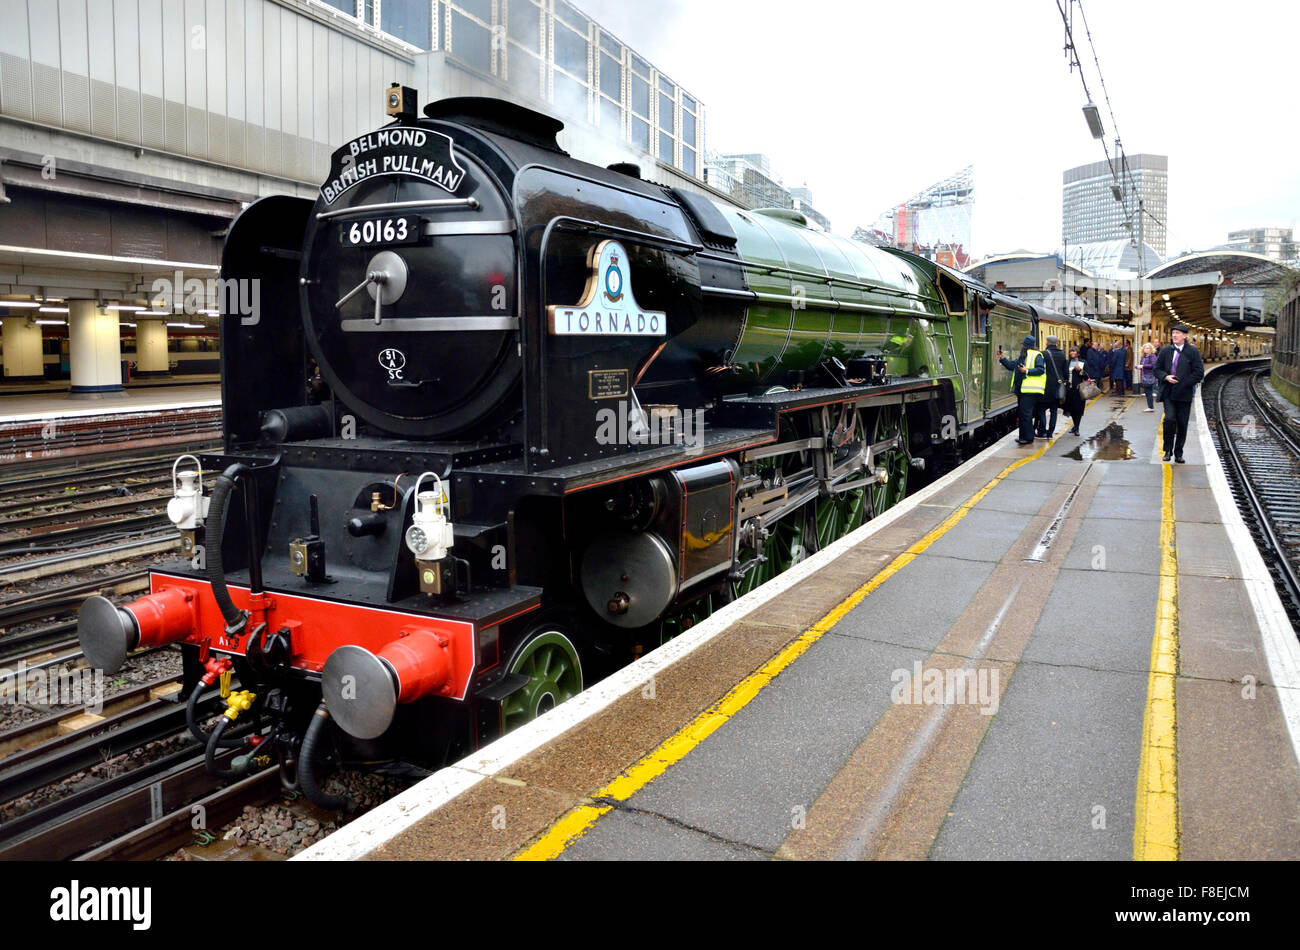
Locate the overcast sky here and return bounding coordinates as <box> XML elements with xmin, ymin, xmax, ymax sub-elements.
<box><xmin>577</xmin><ymin>0</ymin><xmax>1300</xmax><ymax>259</ymax></box>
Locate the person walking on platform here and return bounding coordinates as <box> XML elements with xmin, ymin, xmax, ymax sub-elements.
<box><xmin>1154</xmin><ymin>324</ymin><xmax>1204</xmax><ymax>463</ymax></box>
<box><xmin>1000</xmin><ymin>335</ymin><xmax>1047</xmax><ymax>445</ymax></box>
<box><xmin>1039</xmin><ymin>335</ymin><xmax>1067</xmax><ymax>438</ymax></box>
<box><xmin>1064</xmin><ymin>345</ymin><xmax>1087</xmax><ymax>436</ymax></box>
<box><xmin>1138</xmin><ymin>342</ymin><xmax>1158</xmax><ymax>411</ymax></box>
<box><xmin>1110</xmin><ymin>342</ymin><xmax>1128</xmax><ymax>396</ymax></box>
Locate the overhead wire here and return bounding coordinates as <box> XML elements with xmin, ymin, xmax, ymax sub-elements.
<box><xmin>1056</xmin><ymin>0</ymin><xmax>1153</xmax><ymax>273</ymax></box>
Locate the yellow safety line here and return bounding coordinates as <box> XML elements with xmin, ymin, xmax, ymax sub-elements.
<box><xmin>1133</xmin><ymin>460</ymin><xmax>1179</xmax><ymax>860</ymax></box>
<box><xmin>514</xmin><ymin>430</ymin><xmax>1062</xmax><ymax>861</ymax></box>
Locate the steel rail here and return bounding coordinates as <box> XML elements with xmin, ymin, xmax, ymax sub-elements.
<box><xmin>1212</xmin><ymin>365</ymin><xmax>1300</xmax><ymax>613</ymax></box>
<box><xmin>0</xmin><ymin>684</ymin><xmax>202</xmax><ymax>807</ymax></box>
<box><xmin>0</xmin><ymin>675</ymin><xmax>179</xmax><ymax>763</ymax></box>
<box><xmin>0</xmin><ymin>533</ymin><xmax>177</xmax><ymax>579</ymax></box>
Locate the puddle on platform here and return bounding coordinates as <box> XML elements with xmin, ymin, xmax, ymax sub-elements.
<box><xmin>1063</xmin><ymin>422</ymin><xmax>1135</xmax><ymax>461</ymax></box>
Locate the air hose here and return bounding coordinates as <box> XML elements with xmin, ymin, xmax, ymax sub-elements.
<box><xmin>206</xmin><ymin>463</ymin><xmax>253</xmax><ymax>636</ymax></box>
<box><xmin>204</xmin><ymin>717</ymin><xmax>242</xmax><ymax>779</ymax></box>
<box><xmin>186</xmin><ymin>682</ymin><xmax>254</xmax><ymax>748</ymax></box>
<box><xmin>205</xmin><ymin>689</ymin><xmax>261</xmax><ymax>778</ymax></box>
<box><xmin>299</xmin><ymin>703</ymin><xmax>357</xmax><ymax>813</ymax></box>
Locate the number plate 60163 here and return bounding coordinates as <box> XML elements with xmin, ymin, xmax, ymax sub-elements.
<box><xmin>339</xmin><ymin>216</ymin><xmax>420</xmax><ymax>247</ymax></box>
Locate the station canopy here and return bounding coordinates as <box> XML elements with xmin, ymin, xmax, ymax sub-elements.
<box><xmin>966</xmin><ymin>248</ymin><xmax>1298</xmax><ymax>332</ymax></box>
<box><xmin>1146</xmin><ymin>250</ymin><xmax>1292</xmax><ymax>285</ymax></box>
<box><xmin>1147</xmin><ymin>251</ymin><xmax>1297</xmax><ymax>330</ymax></box>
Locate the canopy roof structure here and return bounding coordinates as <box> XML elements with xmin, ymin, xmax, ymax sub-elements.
<box><xmin>965</xmin><ymin>248</ymin><xmax>1298</xmax><ymax>332</ymax></box>
<box><xmin>1148</xmin><ymin>251</ymin><xmax>1297</xmax><ymax>329</ymax></box>
<box><xmin>1147</xmin><ymin>250</ymin><xmax>1292</xmax><ymax>285</ymax></box>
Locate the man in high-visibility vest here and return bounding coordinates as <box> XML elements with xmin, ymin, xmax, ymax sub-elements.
<box><xmin>1000</xmin><ymin>334</ymin><xmax>1047</xmax><ymax>445</ymax></box>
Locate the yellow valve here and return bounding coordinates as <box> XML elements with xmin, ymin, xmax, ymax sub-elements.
<box><xmin>219</xmin><ymin>670</ymin><xmax>233</xmax><ymax>698</ymax></box>
<box><xmin>223</xmin><ymin>689</ymin><xmax>256</xmax><ymax>721</ymax></box>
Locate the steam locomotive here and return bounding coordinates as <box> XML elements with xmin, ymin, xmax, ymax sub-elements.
<box><xmin>77</xmin><ymin>90</ymin><xmax>1131</xmax><ymax>809</ymax></box>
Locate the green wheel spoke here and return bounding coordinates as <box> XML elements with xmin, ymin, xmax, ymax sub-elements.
<box><xmin>659</xmin><ymin>591</ymin><xmax>716</xmax><ymax>645</ymax></box>
<box><xmin>815</xmin><ymin>495</ymin><xmax>841</xmax><ymax>549</ymax></box>
<box><xmin>869</xmin><ymin>408</ymin><xmax>910</xmax><ymax>518</ymax></box>
<box><xmin>502</xmin><ymin>630</ymin><xmax>583</xmax><ymax>734</ymax></box>
<box><xmin>841</xmin><ymin>487</ymin><xmax>866</xmax><ymax>533</ymax></box>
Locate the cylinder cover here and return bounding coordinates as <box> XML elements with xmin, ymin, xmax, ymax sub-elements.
<box><xmin>580</xmin><ymin>531</ymin><xmax>677</xmax><ymax>629</ymax></box>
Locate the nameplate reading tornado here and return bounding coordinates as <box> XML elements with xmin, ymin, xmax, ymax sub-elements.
<box><xmin>547</xmin><ymin>240</ymin><xmax>668</xmax><ymax>338</ymax></box>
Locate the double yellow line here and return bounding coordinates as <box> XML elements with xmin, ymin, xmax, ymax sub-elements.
<box><xmin>516</xmin><ymin>434</ymin><xmax>1060</xmax><ymax>861</ymax></box>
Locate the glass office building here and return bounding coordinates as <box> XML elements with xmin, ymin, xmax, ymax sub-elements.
<box><xmin>308</xmin><ymin>0</ymin><xmax>705</xmax><ymax>182</ymax></box>
<box><xmin>1062</xmin><ymin>154</ymin><xmax>1167</xmax><ymax>259</ymax></box>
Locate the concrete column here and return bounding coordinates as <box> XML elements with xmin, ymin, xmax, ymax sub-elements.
<box><xmin>2</xmin><ymin>315</ymin><xmax>45</xmax><ymax>381</ymax></box>
<box><xmin>135</xmin><ymin>319</ymin><xmax>171</xmax><ymax>376</ymax></box>
<box><xmin>68</xmin><ymin>299</ymin><xmax>124</xmax><ymax>397</ymax></box>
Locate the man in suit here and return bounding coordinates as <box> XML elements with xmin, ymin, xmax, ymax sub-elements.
<box><xmin>1000</xmin><ymin>334</ymin><xmax>1047</xmax><ymax>445</ymax></box>
<box><xmin>1084</xmin><ymin>341</ymin><xmax>1107</xmax><ymax>393</ymax></box>
<box><xmin>1110</xmin><ymin>342</ymin><xmax>1128</xmax><ymax>396</ymax></box>
<box><xmin>1153</xmin><ymin>324</ymin><xmax>1205</xmax><ymax>463</ymax></box>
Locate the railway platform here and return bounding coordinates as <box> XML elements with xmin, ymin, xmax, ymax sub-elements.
<box><xmin>299</xmin><ymin>370</ymin><xmax>1300</xmax><ymax>862</ymax></box>
<box><xmin>0</xmin><ymin>383</ymin><xmax>221</xmax><ymax>461</ymax></box>
<box><xmin>0</xmin><ymin>382</ymin><xmax>220</xmax><ymax>425</ymax></box>
<box><xmin>0</xmin><ymin>374</ymin><xmax>221</xmax><ymax>398</ymax></box>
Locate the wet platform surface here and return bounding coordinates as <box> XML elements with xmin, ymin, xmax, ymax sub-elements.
<box><xmin>300</xmin><ymin>379</ymin><xmax>1300</xmax><ymax>862</ymax></box>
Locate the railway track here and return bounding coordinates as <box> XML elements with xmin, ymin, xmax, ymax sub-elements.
<box><xmin>2</xmin><ymin>493</ymin><xmax>171</xmax><ymax>534</ymax></box>
<box><xmin>0</xmin><ymin>535</ymin><xmax>179</xmax><ymax>585</ymax></box>
<box><xmin>0</xmin><ymin>569</ymin><xmax>150</xmax><ymax>631</ymax></box>
<box><xmin>0</xmin><ymin>420</ymin><xmax>282</xmax><ymax>860</ymax></box>
<box><xmin>0</xmin><ymin>674</ymin><xmax>188</xmax><ymax>792</ymax></box>
<box><xmin>0</xmin><ymin>747</ymin><xmax>278</xmax><ymax>861</ymax></box>
<box><xmin>0</xmin><ymin>511</ymin><xmax>172</xmax><ymax>557</ymax></box>
<box><xmin>0</xmin><ymin>463</ymin><xmax>192</xmax><ymax>559</ymax></box>
<box><xmin>0</xmin><ymin>406</ymin><xmax>221</xmax><ymax>466</ymax></box>
<box><xmin>0</xmin><ymin>449</ymin><xmax>209</xmax><ymax>502</ymax></box>
<box><xmin>0</xmin><ymin>672</ymin><xmax>283</xmax><ymax>862</ymax></box>
<box><xmin>1207</xmin><ymin>362</ymin><xmax>1300</xmax><ymax>628</ymax></box>
<box><xmin>0</xmin><ymin>471</ymin><xmax>169</xmax><ymax>510</ymax></box>
<box><xmin>0</xmin><ymin>676</ymin><xmax>180</xmax><ymax>759</ymax></box>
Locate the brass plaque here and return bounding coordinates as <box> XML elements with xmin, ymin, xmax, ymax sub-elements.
<box><xmin>588</xmin><ymin>368</ymin><xmax>630</xmax><ymax>400</ymax></box>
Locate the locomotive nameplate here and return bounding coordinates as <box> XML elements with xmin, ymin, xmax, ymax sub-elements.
<box><xmin>547</xmin><ymin>240</ymin><xmax>667</xmax><ymax>338</ymax></box>
<box><xmin>321</xmin><ymin>128</ymin><xmax>465</xmax><ymax>205</ymax></box>
<box><xmin>588</xmin><ymin>369</ymin><xmax>629</xmax><ymax>400</ymax></box>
